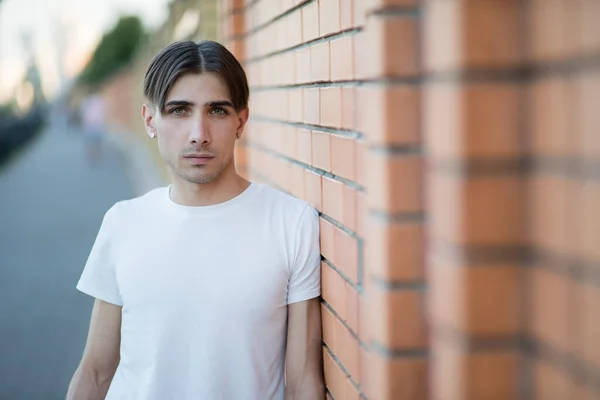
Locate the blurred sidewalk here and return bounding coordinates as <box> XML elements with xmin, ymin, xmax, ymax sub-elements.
<box><xmin>0</xmin><ymin>118</ymin><xmax>159</xmax><ymax>399</ymax></box>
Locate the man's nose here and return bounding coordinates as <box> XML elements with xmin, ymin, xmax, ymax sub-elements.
<box><xmin>189</xmin><ymin>116</ymin><xmax>211</xmax><ymax>145</ymax></box>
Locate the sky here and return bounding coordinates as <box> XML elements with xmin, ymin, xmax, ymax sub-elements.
<box><xmin>0</xmin><ymin>0</ymin><xmax>171</xmax><ymax>103</ymax></box>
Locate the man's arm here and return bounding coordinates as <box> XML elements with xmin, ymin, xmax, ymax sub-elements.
<box><xmin>66</xmin><ymin>299</ymin><xmax>122</xmax><ymax>400</ymax></box>
<box><xmin>285</xmin><ymin>297</ymin><xmax>325</xmax><ymax>400</ymax></box>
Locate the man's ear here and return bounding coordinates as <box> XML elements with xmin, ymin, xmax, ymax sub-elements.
<box><xmin>142</xmin><ymin>104</ymin><xmax>157</xmax><ymax>138</ymax></box>
<box><xmin>235</xmin><ymin>108</ymin><xmax>249</xmax><ymax>139</ymax></box>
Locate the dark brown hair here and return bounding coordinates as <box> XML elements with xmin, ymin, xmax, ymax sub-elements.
<box><xmin>143</xmin><ymin>40</ymin><xmax>249</xmax><ymax>113</ymax></box>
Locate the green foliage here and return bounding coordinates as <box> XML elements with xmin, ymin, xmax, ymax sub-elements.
<box><xmin>78</xmin><ymin>15</ymin><xmax>146</xmax><ymax>87</ymax></box>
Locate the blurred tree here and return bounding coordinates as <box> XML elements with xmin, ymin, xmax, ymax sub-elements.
<box><xmin>78</xmin><ymin>15</ymin><xmax>146</xmax><ymax>88</ymax></box>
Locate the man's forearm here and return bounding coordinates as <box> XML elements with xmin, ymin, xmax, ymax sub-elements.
<box><xmin>66</xmin><ymin>366</ymin><xmax>114</xmax><ymax>400</ymax></box>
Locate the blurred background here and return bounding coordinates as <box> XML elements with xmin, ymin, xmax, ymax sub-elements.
<box><xmin>1</xmin><ymin>0</ymin><xmax>599</xmax><ymax>399</ymax></box>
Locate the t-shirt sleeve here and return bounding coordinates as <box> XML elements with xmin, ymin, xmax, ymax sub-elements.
<box><xmin>76</xmin><ymin>204</ymin><xmax>123</xmax><ymax>306</ymax></box>
<box><xmin>287</xmin><ymin>204</ymin><xmax>321</xmax><ymax>305</ymax></box>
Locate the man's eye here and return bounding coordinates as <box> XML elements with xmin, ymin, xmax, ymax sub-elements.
<box><xmin>210</xmin><ymin>107</ymin><xmax>227</xmax><ymax>115</ymax></box>
<box><xmin>170</xmin><ymin>107</ymin><xmax>187</xmax><ymax>115</ymax></box>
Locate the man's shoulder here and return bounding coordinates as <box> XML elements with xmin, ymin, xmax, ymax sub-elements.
<box><xmin>106</xmin><ymin>186</ymin><xmax>167</xmax><ymax>219</ymax></box>
<box><xmin>253</xmin><ymin>182</ymin><xmax>314</xmax><ymax>216</ymax></box>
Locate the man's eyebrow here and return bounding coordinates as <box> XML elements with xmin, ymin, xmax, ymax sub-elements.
<box><xmin>164</xmin><ymin>100</ymin><xmax>194</xmax><ymax>108</ymax></box>
<box><xmin>207</xmin><ymin>100</ymin><xmax>234</xmax><ymax>108</ymax></box>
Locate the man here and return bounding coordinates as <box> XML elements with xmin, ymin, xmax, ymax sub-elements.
<box><xmin>67</xmin><ymin>40</ymin><xmax>324</xmax><ymax>400</ymax></box>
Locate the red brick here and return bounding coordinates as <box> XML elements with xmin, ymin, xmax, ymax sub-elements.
<box><xmin>345</xmin><ymin>283</ymin><xmax>360</xmax><ymax>334</ymax></box>
<box><xmin>321</xmin><ymin>297</ymin><xmax>336</xmax><ymax>349</ymax></box>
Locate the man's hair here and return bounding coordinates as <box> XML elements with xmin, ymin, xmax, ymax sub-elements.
<box><xmin>143</xmin><ymin>40</ymin><xmax>249</xmax><ymax>113</ymax></box>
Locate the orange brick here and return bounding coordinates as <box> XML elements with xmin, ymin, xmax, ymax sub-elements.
<box><xmin>280</xmin><ymin>125</ymin><xmax>297</xmax><ymax>159</ymax></box>
<box><xmin>311</xmin><ymin>42</ymin><xmax>330</xmax><ymax>82</ymax></box>
<box><xmin>354</xmin><ymin>0</ymin><xmax>367</xmax><ymax>27</ymax></box>
<box><xmin>320</xmin><ymin>217</ymin><xmax>335</xmax><ymax>262</ymax></box>
<box><xmin>425</xmin><ymin>82</ymin><xmax>521</xmax><ymax>159</ymax></box>
<box><xmin>578</xmin><ymin>71</ymin><xmax>600</xmax><ymax>159</ymax></box>
<box><xmin>345</xmin><ymin>283</ymin><xmax>360</xmax><ymax>334</ymax></box>
<box><xmin>290</xmin><ymin>163</ymin><xmax>305</xmax><ymax>199</ymax></box>
<box><xmin>341</xmin><ymin>87</ymin><xmax>356</xmax><ymax>130</ymax></box>
<box><xmin>356</xmin><ymin>85</ymin><xmax>420</xmax><ymax>146</ymax></box>
<box><xmin>530</xmin><ymin>267</ymin><xmax>569</xmax><ymax>350</ymax></box>
<box><xmin>342</xmin><ymin>185</ymin><xmax>358</xmax><ymax>232</ymax></box>
<box><xmin>356</xmin><ymin>191</ymin><xmax>368</xmax><ymax>238</ymax></box>
<box><xmin>330</xmin><ymin>36</ymin><xmax>354</xmax><ymax>81</ymax></box>
<box><xmin>530</xmin><ymin>77</ymin><xmax>578</xmax><ymax>158</ymax></box>
<box><xmin>321</xmin><ymin>299</ymin><xmax>336</xmax><ymax>349</ymax></box>
<box><xmin>330</xmin><ymin>134</ymin><xmax>355</xmax><ymax>180</ymax></box>
<box><xmin>368</xmin><ymin>153</ymin><xmax>423</xmax><ymax>214</ymax></box>
<box><xmin>304</xmin><ymin>169</ymin><xmax>322</xmax><ymax>211</ymax></box>
<box><xmin>533</xmin><ymin>360</ymin><xmax>574</xmax><ymax>400</ymax></box>
<box><xmin>340</xmin><ymin>0</ymin><xmax>354</xmax><ymax>30</ymax></box>
<box><xmin>334</xmin><ymin>317</ymin><xmax>360</xmax><ymax>380</ymax></box>
<box><xmin>581</xmin><ymin>181</ymin><xmax>600</xmax><ymax>263</ymax></box>
<box><xmin>311</xmin><ymin>130</ymin><xmax>331</xmax><ymax>171</ymax></box>
<box><xmin>582</xmin><ymin>283</ymin><xmax>600</xmax><ymax>368</ymax></box>
<box><xmin>334</xmin><ymin>226</ymin><xmax>359</xmax><ymax>283</ymax></box>
<box><xmin>529</xmin><ymin>0</ymin><xmax>579</xmax><ymax>62</ymax></box>
<box><xmin>431</xmin><ymin>342</ymin><xmax>518</xmax><ymax>400</ymax></box>
<box><xmin>368</xmin><ymin>218</ymin><xmax>424</xmax><ymax>282</ymax></box>
<box><xmin>429</xmin><ymin>173</ymin><xmax>524</xmax><ymax>246</ymax></box>
<box><xmin>358</xmin><ymin>293</ymin><xmax>370</xmax><ymax>342</ymax></box>
<box><xmin>424</xmin><ymin>1</ymin><xmax>522</xmax><ymax>72</ymax></box>
<box><xmin>370</xmin><ymin>285</ymin><xmax>427</xmax><ymax>349</ymax></box>
<box><xmin>322</xmin><ymin>263</ymin><xmax>347</xmax><ymax>319</ymax></box>
<box><xmin>361</xmin><ymin>15</ymin><xmax>419</xmax><ymax>78</ymax></box>
<box><xmin>296</xmin><ymin>128</ymin><xmax>312</xmax><ymax>165</ymax></box>
<box><xmin>366</xmin><ymin>352</ymin><xmax>428</xmax><ymax>400</ymax></box>
<box><xmin>288</xmin><ymin>88</ymin><xmax>303</xmax><ymax>122</ymax></box>
<box><xmin>304</xmin><ymin>88</ymin><xmax>320</xmax><ymax>125</ymax></box>
<box><xmin>302</xmin><ymin>1</ymin><xmax>320</xmax><ymax>42</ymax></box>
<box><xmin>320</xmin><ymin>0</ymin><xmax>340</xmax><ymax>36</ymax></box>
<box><xmin>355</xmin><ymin>140</ymin><xmax>367</xmax><ymax>187</ymax></box>
<box><xmin>296</xmin><ymin>47</ymin><xmax>311</xmax><ymax>84</ymax></box>
<box><xmin>320</xmin><ymin>87</ymin><xmax>342</xmax><ymax>128</ymax></box>
<box><xmin>322</xmin><ymin>176</ymin><xmax>344</xmax><ymax>223</ymax></box>
<box><xmin>323</xmin><ymin>348</ymin><xmax>345</xmax><ymax>400</ymax></box>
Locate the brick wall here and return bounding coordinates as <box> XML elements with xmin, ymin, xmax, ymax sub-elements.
<box><xmin>219</xmin><ymin>1</ymin><xmax>600</xmax><ymax>399</ymax></box>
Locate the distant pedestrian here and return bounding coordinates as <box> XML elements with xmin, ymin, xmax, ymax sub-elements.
<box><xmin>80</xmin><ymin>94</ymin><xmax>105</xmax><ymax>163</ymax></box>
<box><xmin>66</xmin><ymin>40</ymin><xmax>324</xmax><ymax>400</ymax></box>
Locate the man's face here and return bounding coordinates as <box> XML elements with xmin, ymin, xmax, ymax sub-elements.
<box><xmin>143</xmin><ymin>72</ymin><xmax>247</xmax><ymax>185</ymax></box>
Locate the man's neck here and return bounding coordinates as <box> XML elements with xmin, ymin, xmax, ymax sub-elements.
<box><xmin>169</xmin><ymin>173</ymin><xmax>251</xmax><ymax>207</ymax></box>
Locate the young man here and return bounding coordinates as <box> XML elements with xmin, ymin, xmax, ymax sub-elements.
<box><xmin>67</xmin><ymin>40</ymin><xmax>324</xmax><ymax>400</ymax></box>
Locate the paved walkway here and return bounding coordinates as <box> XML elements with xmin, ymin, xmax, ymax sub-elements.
<box><xmin>0</xmin><ymin>121</ymin><xmax>141</xmax><ymax>399</ymax></box>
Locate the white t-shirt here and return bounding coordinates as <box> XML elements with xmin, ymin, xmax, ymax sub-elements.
<box><xmin>76</xmin><ymin>182</ymin><xmax>321</xmax><ymax>400</ymax></box>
